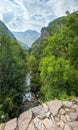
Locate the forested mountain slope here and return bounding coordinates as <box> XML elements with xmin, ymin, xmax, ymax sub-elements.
<box><xmin>0</xmin><ymin>23</ymin><xmax>28</xmax><ymax>120</ymax></box>
<box><xmin>13</xmin><ymin>30</ymin><xmax>40</xmax><ymax>47</ymax></box>
<box><xmin>30</xmin><ymin>11</ymin><xmax>78</xmax><ymax>101</ymax></box>
<box><xmin>0</xmin><ymin>21</ymin><xmax>14</xmax><ymax>39</ymax></box>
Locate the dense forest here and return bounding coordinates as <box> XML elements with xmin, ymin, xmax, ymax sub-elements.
<box><xmin>0</xmin><ymin>11</ymin><xmax>78</xmax><ymax>122</ymax></box>
<box><xmin>0</xmin><ymin>34</ymin><xmax>28</xmax><ymax>121</ymax></box>
<box><xmin>30</xmin><ymin>11</ymin><xmax>78</xmax><ymax>101</ymax></box>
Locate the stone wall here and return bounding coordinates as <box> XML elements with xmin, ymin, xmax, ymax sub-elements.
<box><xmin>0</xmin><ymin>100</ymin><xmax>78</xmax><ymax>130</ymax></box>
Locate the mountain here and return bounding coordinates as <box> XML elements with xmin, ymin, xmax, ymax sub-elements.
<box><xmin>18</xmin><ymin>41</ymin><xmax>29</xmax><ymax>50</ymax></box>
<box><xmin>30</xmin><ymin>11</ymin><xmax>78</xmax><ymax>101</ymax></box>
<box><xmin>0</xmin><ymin>20</ymin><xmax>14</xmax><ymax>39</ymax></box>
<box><xmin>13</xmin><ymin>30</ymin><xmax>40</xmax><ymax>47</ymax></box>
<box><xmin>0</xmin><ymin>21</ymin><xmax>29</xmax><ymax>50</ymax></box>
<box><xmin>31</xmin><ymin>16</ymin><xmax>65</xmax><ymax>51</ymax></box>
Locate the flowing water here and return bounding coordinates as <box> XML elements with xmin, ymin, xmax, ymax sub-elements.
<box><xmin>22</xmin><ymin>72</ymin><xmax>39</xmax><ymax>112</ymax></box>
<box><xmin>23</xmin><ymin>73</ymin><xmax>32</xmax><ymax>103</ymax></box>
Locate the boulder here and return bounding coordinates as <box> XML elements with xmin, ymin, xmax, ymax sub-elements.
<box><xmin>28</xmin><ymin>122</ymin><xmax>36</xmax><ymax>130</ymax></box>
<box><xmin>47</xmin><ymin>100</ymin><xmax>62</xmax><ymax>116</ymax></box>
<box><xmin>4</xmin><ymin>118</ymin><xmax>17</xmax><ymax>130</ymax></box>
<box><xmin>64</xmin><ymin>124</ymin><xmax>71</xmax><ymax>130</ymax></box>
<box><xmin>32</xmin><ymin>105</ymin><xmax>47</xmax><ymax>119</ymax></box>
<box><xmin>61</xmin><ymin>115</ymin><xmax>66</xmax><ymax>123</ymax></box>
<box><xmin>69</xmin><ymin>112</ymin><xmax>78</xmax><ymax>121</ymax></box>
<box><xmin>18</xmin><ymin>110</ymin><xmax>32</xmax><ymax>130</ymax></box>
<box><xmin>63</xmin><ymin>101</ymin><xmax>72</xmax><ymax>108</ymax></box>
<box><xmin>33</xmin><ymin>117</ymin><xmax>46</xmax><ymax>130</ymax></box>
<box><xmin>42</xmin><ymin>118</ymin><xmax>62</xmax><ymax>130</ymax></box>
<box><xmin>0</xmin><ymin>124</ymin><xmax>4</xmax><ymax>130</ymax></box>
<box><xmin>69</xmin><ymin>121</ymin><xmax>78</xmax><ymax>130</ymax></box>
<box><xmin>56</xmin><ymin>120</ymin><xmax>65</xmax><ymax>129</ymax></box>
<box><xmin>59</xmin><ymin>108</ymin><xmax>65</xmax><ymax>115</ymax></box>
<box><xmin>65</xmin><ymin>114</ymin><xmax>71</xmax><ymax>122</ymax></box>
<box><xmin>42</xmin><ymin>104</ymin><xmax>49</xmax><ymax>112</ymax></box>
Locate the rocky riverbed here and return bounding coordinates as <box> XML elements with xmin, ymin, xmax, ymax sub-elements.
<box><xmin>0</xmin><ymin>99</ymin><xmax>78</xmax><ymax>130</ymax></box>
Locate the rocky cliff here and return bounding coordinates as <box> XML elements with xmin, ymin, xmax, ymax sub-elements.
<box><xmin>0</xmin><ymin>100</ymin><xmax>78</xmax><ymax>130</ymax></box>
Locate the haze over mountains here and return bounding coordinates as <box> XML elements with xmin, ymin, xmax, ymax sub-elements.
<box><xmin>0</xmin><ymin>20</ymin><xmax>40</xmax><ymax>49</ymax></box>
<box><xmin>13</xmin><ymin>30</ymin><xmax>40</xmax><ymax>47</ymax></box>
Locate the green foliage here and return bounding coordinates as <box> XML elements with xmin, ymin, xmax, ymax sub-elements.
<box><xmin>0</xmin><ymin>34</ymin><xmax>27</xmax><ymax>119</ymax></box>
<box><xmin>31</xmin><ymin>11</ymin><xmax>78</xmax><ymax>101</ymax></box>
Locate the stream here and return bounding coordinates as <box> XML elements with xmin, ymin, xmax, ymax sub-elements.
<box><xmin>22</xmin><ymin>73</ymin><xmax>40</xmax><ymax>112</ymax></box>
<box><xmin>23</xmin><ymin>73</ymin><xmax>32</xmax><ymax>102</ymax></box>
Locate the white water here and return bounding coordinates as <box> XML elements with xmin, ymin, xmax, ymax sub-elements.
<box><xmin>23</xmin><ymin>73</ymin><xmax>32</xmax><ymax>103</ymax></box>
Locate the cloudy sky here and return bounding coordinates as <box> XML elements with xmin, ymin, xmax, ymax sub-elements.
<box><xmin>0</xmin><ymin>0</ymin><xmax>78</xmax><ymax>32</ymax></box>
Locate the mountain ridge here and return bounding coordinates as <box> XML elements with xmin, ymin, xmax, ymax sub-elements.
<box><xmin>13</xmin><ymin>30</ymin><xmax>40</xmax><ymax>47</ymax></box>
<box><xmin>0</xmin><ymin>20</ymin><xmax>14</xmax><ymax>39</ymax></box>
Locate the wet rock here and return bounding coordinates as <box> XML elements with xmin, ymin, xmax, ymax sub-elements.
<box><xmin>47</xmin><ymin>100</ymin><xmax>62</xmax><ymax>116</ymax></box>
<box><xmin>18</xmin><ymin>110</ymin><xmax>32</xmax><ymax>130</ymax></box>
<box><xmin>4</xmin><ymin>118</ymin><xmax>17</xmax><ymax>130</ymax></box>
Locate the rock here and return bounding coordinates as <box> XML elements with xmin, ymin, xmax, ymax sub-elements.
<box><xmin>32</xmin><ymin>105</ymin><xmax>47</xmax><ymax>119</ymax></box>
<box><xmin>18</xmin><ymin>110</ymin><xmax>32</xmax><ymax>130</ymax></box>
<box><xmin>4</xmin><ymin>118</ymin><xmax>17</xmax><ymax>130</ymax></box>
<box><xmin>69</xmin><ymin>121</ymin><xmax>78</xmax><ymax>130</ymax></box>
<box><xmin>56</xmin><ymin>120</ymin><xmax>65</xmax><ymax>129</ymax></box>
<box><xmin>72</xmin><ymin>105</ymin><xmax>78</xmax><ymax>109</ymax></box>
<box><xmin>42</xmin><ymin>118</ymin><xmax>54</xmax><ymax>128</ymax></box>
<box><xmin>69</xmin><ymin>112</ymin><xmax>78</xmax><ymax>121</ymax></box>
<box><xmin>28</xmin><ymin>122</ymin><xmax>36</xmax><ymax>130</ymax></box>
<box><xmin>41</xmin><ymin>27</ymin><xmax>49</xmax><ymax>38</ymax></box>
<box><xmin>42</xmin><ymin>104</ymin><xmax>49</xmax><ymax>112</ymax></box>
<box><xmin>43</xmin><ymin>118</ymin><xmax>62</xmax><ymax>130</ymax></box>
<box><xmin>47</xmin><ymin>100</ymin><xmax>62</xmax><ymax>116</ymax></box>
<box><xmin>74</xmin><ymin>106</ymin><xmax>78</xmax><ymax>114</ymax></box>
<box><xmin>65</xmin><ymin>114</ymin><xmax>71</xmax><ymax>122</ymax></box>
<box><xmin>46</xmin><ymin>111</ymin><xmax>51</xmax><ymax>118</ymax></box>
<box><xmin>64</xmin><ymin>124</ymin><xmax>71</xmax><ymax>130</ymax></box>
<box><xmin>65</xmin><ymin>108</ymin><xmax>75</xmax><ymax>113</ymax></box>
<box><xmin>55</xmin><ymin>116</ymin><xmax>60</xmax><ymax>122</ymax></box>
<box><xmin>0</xmin><ymin>124</ymin><xmax>4</xmax><ymax>130</ymax></box>
<box><xmin>63</xmin><ymin>101</ymin><xmax>72</xmax><ymax>108</ymax></box>
<box><xmin>33</xmin><ymin>117</ymin><xmax>46</xmax><ymax>130</ymax></box>
<box><xmin>59</xmin><ymin>108</ymin><xmax>65</xmax><ymax>115</ymax></box>
<box><xmin>61</xmin><ymin>115</ymin><xmax>66</xmax><ymax>123</ymax></box>
<box><xmin>51</xmin><ymin>115</ymin><xmax>56</xmax><ymax>123</ymax></box>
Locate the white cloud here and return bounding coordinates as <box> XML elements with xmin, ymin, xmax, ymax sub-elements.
<box><xmin>0</xmin><ymin>0</ymin><xmax>78</xmax><ymax>32</ymax></box>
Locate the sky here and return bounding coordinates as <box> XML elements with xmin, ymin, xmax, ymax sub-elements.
<box><xmin>0</xmin><ymin>0</ymin><xmax>78</xmax><ymax>32</ymax></box>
